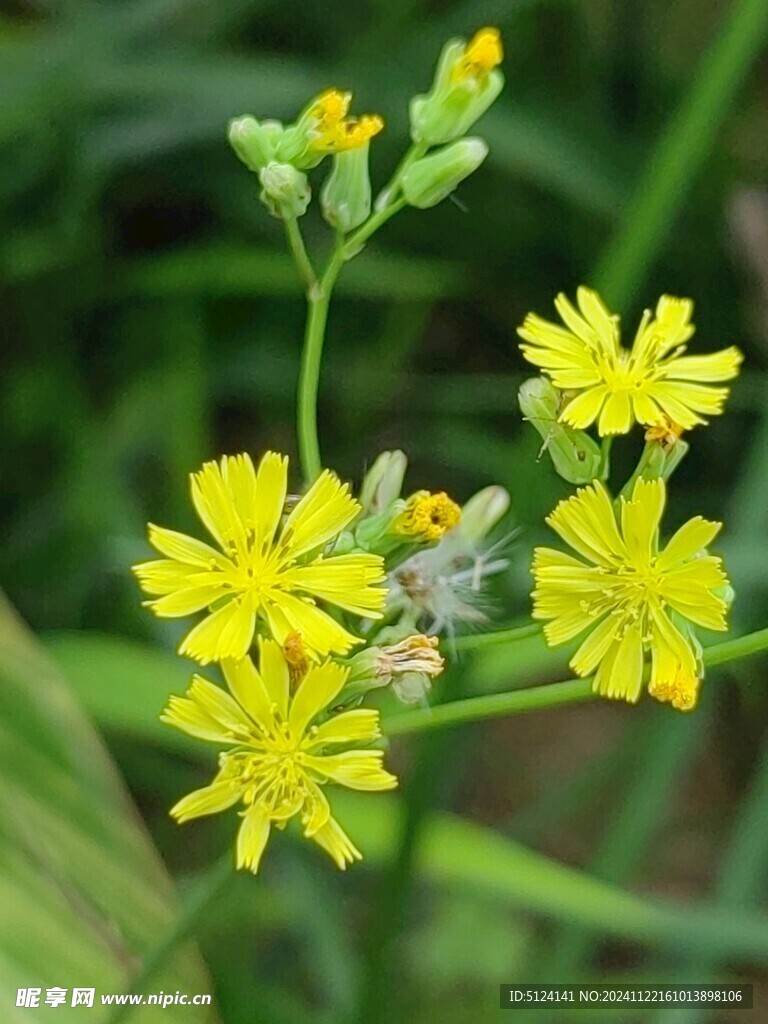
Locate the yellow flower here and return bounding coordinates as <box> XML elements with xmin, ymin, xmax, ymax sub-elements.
<box><xmin>452</xmin><ymin>27</ymin><xmax>504</xmax><ymax>83</ymax></box>
<box><xmin>532</xmin><ymin>477</ymin><xmax>730</xmax><ymax>710</ymax></box>
<box><xmin>162</xmin><ymin>639</ymin><xmax>397</xmax><ymax>873</ymax></box>
<box><xmin>517</xmin><ymin>287</ymin><xmax>742</xmax><ymax>435</ymax></box>
<box><xmin>133</xmin><ymin>452</ymin><xmax>386</xmax><ymax>664</ymax></box>
<box><xmin>394</xmin><ymin>491</ymin><xmax>461</xmax><ymax>543</ymax></box>
<box><xmin>306</xmin><ymin>89</ymin><xmax>384</xmax><ymax>153</ymax></box>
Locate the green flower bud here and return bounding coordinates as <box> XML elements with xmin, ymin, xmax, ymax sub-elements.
<box><xmin>519</xmin><ymin>377</ymin><xmax>605</xmax><ymax>485</ymax></box>
<box><xmin>460</xmin><ymin>485</ymin><xmax>510</xmax><ymax>543</ymax></box>
<box><xmin>410</xmin><ymin>28</ymin><xmax>504</xmax><ymax>145</ymax></box>
<box><xmin>228</xmin><ymin>116</ymin><xmax>283</xmax><ymax>172</ymax></box>
<box><xmin>619</xmin><ymin>423</ymin><xmax>690</xmax><ymax>501</ymax></box>
<box><xmin>359</xmin><ymin>450</ymin><xmax>408</xmax><ymax>514</ymax></box>
<box><xmin>401</xmin><ymin>138</ymin><xmax>488</xmax><ymax>209</ymax></box>
<box><xmin>321</xmin><ymin>142</ymin><xmax>373</xmax><ymax>233</ymax></box>
<box><xmin>258</xmin><ymin>161</ymin><xmax>311</xmax><ymax>220</ymax></box>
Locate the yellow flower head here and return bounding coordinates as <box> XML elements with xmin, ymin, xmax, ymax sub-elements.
<box><xmin>394</xmin><ymin>490</ymin><xmax>462</xmax><ymax>543</ymax></box>
<box><xmin>133</xmin><ymin>452</ymin><xmax>386</xmax><ymax>664</ymax></box>
<box><xmin>452</xmin><ymin>27</ymin><xmax>504</xmax><ymax>83</ymax></box>
<box><xmin>163</xmin><ymin>639</ymin><xmax>397</xmax><ymax>873</ymax></box>
<box><xmin>306</xmin><ymin>89</ymin><xmax>384</xmax><ymax>153</ymax></box>
<box><xmin>532</xmin><ymin>477</ymin><xmax>730</xmax><ymax>710</ymax></box>
<box><xmin>517</xmin><ymin>287</ymin><xmax>743</xmax><ymax>436</ymax></box>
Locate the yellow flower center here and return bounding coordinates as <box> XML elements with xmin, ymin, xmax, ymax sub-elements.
<box><xmin>227</xmin><ymin>717</ymin><xmax>315</xmax><ymax>820</ymax></box>
<box><xmin>395</xmin><ymin>491</ymin><xmax>462</xmax><ymax>543</ymax></box>
<box><xmin>308</xmin><ymin>89</ymin><xmax>384</xmax><ymax>152</ymax></box>
<box><xmin>452</xmin><ymin>27</ymin><xmax>503</xmax><ymax>83</ymax></box>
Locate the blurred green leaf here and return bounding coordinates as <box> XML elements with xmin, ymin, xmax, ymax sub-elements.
<box><xmin>0</xmin><ymin>601</ymin><xmax>219</xmax><ymax>1021</ymax></box>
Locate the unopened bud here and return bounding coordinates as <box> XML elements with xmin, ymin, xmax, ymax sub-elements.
<box><xmin>619</xmin><ymin>421</ymin><xmax>690</xmax><ymax>500</ymax></box>
<box><xmin>228</xmin><ymin>116</ymin><xmax>282</xmax><ymax>172</ymax></box>
<box><xmin>410</xmin><ymin>28</ymin><xmax>504</xmax><ymax>145</ymax></box>
<box><xmin>460</xmin><ymin>485</ymin><xmax>510</xmax><ymax>543</ymax></box>
<box><xmin>321</xmin><ymin>142</ymin><xmax>373</xmax><ymax>233</ymax></box>
<box><xmin>519</xmin><ymin>376</ymin><xmax>605</xmax><ymax>485</ymax></box>
<box><xmin>359</xmin><ymin>450</ymin><xmax>408</xmax><ymax>514</ymax></box>
<box><xmin>401</xmin><ymin>138</ymin><xmax>488</xmax><ymax>208</ymax></box>
<box><xmin>258</xmin><ymin>161</ymin><xmax>311</xmax><ymax>219</ymax></box>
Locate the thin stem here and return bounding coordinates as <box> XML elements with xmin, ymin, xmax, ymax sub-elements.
<box><xmin>373</xmin><ymin>141</ymin><xmax>427</xmax><ymax>211</ymax></box>
<box><xmin>283</xmin><ymin>217</ymin><xmax>317</xmax><ymax>295</ymax></box>
<box><xmin>384</xmin><ymin>627</ymin><xmax>768</xmax><ymax>738</ymax></box>
<box><xmin>704</xmin><ymin>626</ymin><xmax>768</xmax><ymax>667</ymax></box>
<box><xmin>107</xmin><ymin>854</ymin><xmax>233</xmax><ymax>1023</ymax></box>
<box><xmin>385</xmin><ymin>678</ymin><xmax>594</xmax><ymax>736</ymax></box>
<box><xmin>342</xmin><ymin>196</ymin><xmax>407</xmax><ymax>259</ymax></box>
<box><xmin>296</xmin><ymin>198</ymin><xmax>407</xmax><ymax>482</ymax></box>
<box><xmin>296</xmin><ymin>246</ymin><xmax>345</xmax><ymax>482</ymax></box>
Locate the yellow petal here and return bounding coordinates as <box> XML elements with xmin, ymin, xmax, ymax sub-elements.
<box><xmin>263</xmin><ymin>591</ymin><xmax>360</xmax><ymax>657</ymax></box>
<box><xmin>221</xmin><ymin>655</ymin><xmax>275</xmax><ymax>726</ymax></box>
<box><xmin>289</xmin><ymin>661</ymin><xmax>349</xmax><ymax>737</ymax></box>
<box><xmin>620</xmin><ymin>477</ymin><xmax>665</xmax><ymax>564</ymax></box>
<box><xmin>286</xmin><ymin>553</ymin><xmax>386</xmax><ymax>615</ymax></box>
<box><xmin>254</xmin><ymin>451</ymin><xmax>288</xmax><ymax>547</ymax></box>
<box><xmin>282</xmin><ymin>470</ymin><xmax>359</xmax><ymax>558</ymax></box>
<box><xmin>133</xmin><ymin>558</ymin><xmax>216</xmax><ymax>595</ymax></box>
<box><xmin>559</xmin><ymin>386</ymin><xmax>607</xmax><ymax>429</ymax></box>
<box><xmin>597</xmin><ymin>389</ymin><xmax>632</xmax><ymax>435</ymax></box>
<box><xmin>236</xmin><ymin>807</ymin><xmax>271</xmax><ymax>873</ymax></box>
<box><xmin>570</xmin><ymin>613</ymin><xmax>620</xmax><ymax>677</ymax></box>
<box><xmin>657</xmin><ymin>516</ymin><xmax>722</xmax><ymax>570</ymax></box>
<box><xmin>301</xmin><ymin>782</ymin><xmax>331</xmax><ymax>837</ymax></box>
<box><xmin>191</xmin><ymin>457</ymin><xmax>249</xmax><ymax>553</ymax></box>
<box><xmin>306</xmin><ymin>708</ymin><xmax>381</xmax><ymax>748</ymax></box>
<box><xmin>546</xmin><ymin>482</ymin><xmax>627</xmax><ymax>567</ymax></box>
<box><xmin>257</xmin><ymin>638</ymin><xmax>290</xmax><ymax>719</ymax></box>
<box><xmin>662</xmin><ymin>346</ymin><xmax>742</xmax><ymax>383</ymax></box>
<box><xmin>179</xmin><ymin>599</ymin><xmax>255</xmax><ymax>664</ymax></box>
<box><xmin>161</xmin><ymin>693</ymin><xmax>233</xmax><ymax>743</ymax></box>
<box><xmin>170</xmin><ymin>779</ymin><xmax>242</xmax><ymax>823</ymax></box>
<box><xmin>185</xmin><ymin>674</ymin><xmax>255</xmax><ymax>736</ymax></box>
<box><xmin>303</xmin><ymin>750</ymin><xmax>398</xmax><ymax>791</ymax></box>
<box><xmin>147</xmin><ymin>584</ymin><xmax>223</xmax><ymax>617</ymax></box>
<box><xmin>311</xmin><ymin>815</ymin><xmax>362</xmax><ymax>869</ymax></box>
<box><xmin>146</xmin><ymin>524</ymin><xmax>227</xmax><ymax>567</ymax></box>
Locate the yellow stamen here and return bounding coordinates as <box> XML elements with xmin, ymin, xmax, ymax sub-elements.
<box><xmin>452</xmin><ymin>27</ymin><xmax>503</xmax><ymax>83</ymax></box>
<box><xmin>307</xmin><ymin>90</ymin><xmax>384</xmax><ymax>152</ymax></box>
<box><xmin>645</xmin><ymin>420</ymin><xmax>684</xmax><ymax>448</ymax></box>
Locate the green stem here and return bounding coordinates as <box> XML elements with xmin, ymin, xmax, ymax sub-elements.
<box><xmin>384</xmin><ymin>627</ymin><xmax>768</xmax><ymax>738</ymax></box>
<box><xmin>296</xmin><ymin>198</ymin><xmax>407</xmax><ymax>483</ymax></box>
<box><xmin>704</xmin><ymin>626</ymin><xmax>768</xmax><ymax>667</ymax></box>
<box><xmin>107</xmin><ymin>854</ymin><xmax>233</xmax><ymax>1023</ymax></box>
<box><xmin>296</xmin><ymin>247</ymin><xmax>344</xmax><ymax>482</ymax></box>
<box><xmin>283</xmin><ymin>217</ymin><xmax>317</xmax><ymax>295</ymax></box>
<box><xmin>374</xmin><ymin>142</ymin><xmax>427</xmax><ymax>210</ymax></box>
<box><xmin>386</xmin><ymin>678</ymin><xmax>593</xmax><ymax>736</ymax></box>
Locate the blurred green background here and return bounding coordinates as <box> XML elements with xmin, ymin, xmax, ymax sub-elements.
<box><xmin>2</xmin><ymin>0</ymin><xmax>768</xmax><ymax>1021</ymax></box>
